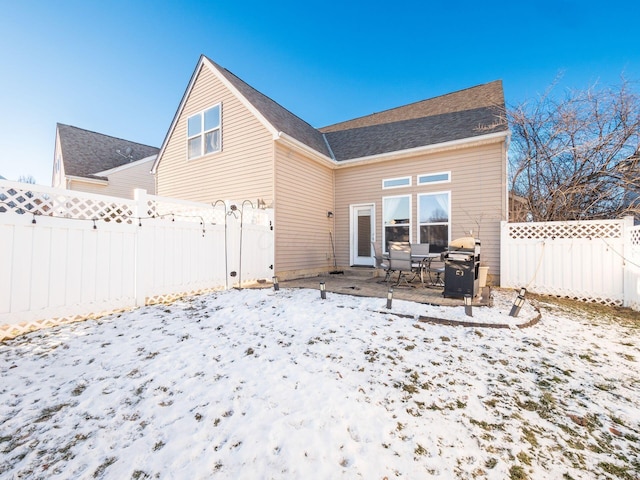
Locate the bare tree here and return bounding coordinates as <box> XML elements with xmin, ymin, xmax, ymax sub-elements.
<box><xmin>508</xmin><ymin>77</ymin><xmax>640</xmax><ymax>222</ymax></box>
<box><xmin>17</xmin><ymin>175</ymin><xmax>36</xmax><ymax>184</ymax></box>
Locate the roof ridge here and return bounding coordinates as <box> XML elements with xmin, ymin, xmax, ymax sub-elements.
<box><xmin>203</xmin><ymin>56</ymin><xmax>331</xmax><ymax>158</ymax></box>
<box><xmin>205</xmin><ymin>58</ymin><xmax>322</xmax><ymax>135</ymax></box>
<box><xmin>319</xmin><ymin>80</ymin><xmax>504</xmax><ymax>133</ymax></box>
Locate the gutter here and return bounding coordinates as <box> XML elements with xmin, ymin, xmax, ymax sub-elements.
<box><xmin>334</xmin><ymin>131</ymin><xmax>511</xmax><ymax>169</ymax></box>
<box><xmin>275</xmin><ymin>130</ymin><xmax>510</xmax><ymax>170</ymax></box>
<box><xmin>66</xmin><ymin>175</ymin><xmax>109</xmax><ymax>186</ymax></box>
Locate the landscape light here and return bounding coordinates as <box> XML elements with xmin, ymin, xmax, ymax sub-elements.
<box><xmin>509</xmin><ymin>290</ymin><xmax>526</xmax><ymax>317</ymax></box>
<box><xmin>272</xmin><ymin>276</ymin><xmax>279</xmax><ymax>291</ymax></box>
<box><xmin>387</xmin><ymin>286</ymin><xmax>394</xmax><ymax>309</ymax></box>
<box><xmin>320</xmin><ymin>281</ymin><xmax>326</xmax><ymax>299</ymax></box>
<box><xmin>464</xmin><ymin>294</ymin><xmax>473</xmax><ymax>317</ymax></box>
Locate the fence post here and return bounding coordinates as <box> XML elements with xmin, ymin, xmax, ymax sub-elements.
<box><xmin>623</xmin><ymin>216</ymin><xmax>635</xmax><ymax>308</ymax></box>
<box><xmin>500</xmin><ymin>220</ymin><xmax>509</xmax><ymax>288</ymax></box>
<box><xmin>133</xmin><ymin>189</ymin><xmax>147</xmax><ymax>307</ymax></box>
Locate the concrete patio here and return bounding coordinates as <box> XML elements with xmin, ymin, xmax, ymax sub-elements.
<box><xmin>279</xmin><ymin>268</ymin><xmax>491</xmax><ymax>307</ymax></box>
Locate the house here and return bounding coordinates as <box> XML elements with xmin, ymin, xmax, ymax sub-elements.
<box><xmin>509</xmin><ymin>191</ymin><xmax>530</xmax><ymax>222</ymax></box>
<box><xmin>52</xmin><ymin>124</ymin><xmax>159</xmax><ymax>199</ymax></box>
<box><xmin>152</xmin><ymin>55</ymin><xmax>510</xmax><ymax>283</ymax></box>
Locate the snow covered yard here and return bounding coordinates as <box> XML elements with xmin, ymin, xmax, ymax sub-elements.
<box><xmin>1</xmin><ymin>288</ymin><xmax>638</xmax><ymax>479</ymax></box>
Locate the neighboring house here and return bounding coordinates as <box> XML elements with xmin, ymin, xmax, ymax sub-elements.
<box><xmin>509</xmin><ymin>192</ymin><xmax>530</xmax><ymax>222</ymax></box>
<box><xmin>53</xmin><ymin>124</ymin><xmax>159</xmax><ymax>199</ymax></box>
<box><xmin>152</xmin><ymin>55</ymin><xmax>510</xmax><ymax>282</ymax></box>
<box><xmin>621</xmin><ymin>149</ymin><xmax>639</xmax><ymax>223</ymax></box>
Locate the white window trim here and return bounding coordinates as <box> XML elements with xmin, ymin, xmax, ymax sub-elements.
<box><xmin>417</xmin><ymin>171</ymin><xmax>451</xmax><ymax>186</ymax></box>
<box><xmin>382</xmin><ymin>194</ymin><xmax>412</xmax><ymax>253</ymax></box>
<box><xmin>187</xmin><ymin>103</ymin><xmax>222</xmax><ymax>160</ymax></box>
<box><xmin>382</xmin><ymin>176</ymin><xmax>411</xmax><ymax>189</ymax></box>
<box><xmin>417</xmin><ymin>190</ymin><xmax>451</xmax><ymax>247</ymax></box>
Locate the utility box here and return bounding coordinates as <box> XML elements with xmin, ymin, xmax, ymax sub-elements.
<box><xmin>443</xmin><ymin>237</ymin><xmax>480</xmax><ymax>298</ymax></box>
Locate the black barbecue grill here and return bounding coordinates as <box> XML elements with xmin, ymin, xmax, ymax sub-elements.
<box><xmin>443</xmin><ymin>237</ymin><xmax>480</xmax><ymax>298</ymax></box>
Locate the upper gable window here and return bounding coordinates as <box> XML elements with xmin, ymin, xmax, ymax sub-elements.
<box><xmin>187</xmin><ymin>104</ymin><xmax>221</xmax><ymax>159</ymax></box>
<box><xmin>417</xmin><ymin>171</ymin><xmax>450</xmax><ymax>185</ymax></box>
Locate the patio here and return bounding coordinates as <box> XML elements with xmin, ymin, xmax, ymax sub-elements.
<box><xmin>279</xmin><ymin>268</ymin><xmax>491</xmax><ymax>307</ymax></box>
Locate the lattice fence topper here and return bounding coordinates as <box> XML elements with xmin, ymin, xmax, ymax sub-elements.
<box><xmin>0</xmin><ymin>181</ymin><xmax>137</xmax><ymax>224</ymax></box>
<box><xmin>0</xmin><ymin>181</ymin><xmax>271</xmax><ymax>227</ymax></box>
<box><xmin>631</xmin><ymin>226</ymin><xmax>640</xmax><ymax>247</ymax></box>
<box><xmin>507</xmin><ymin>220</ymin><xmax>624</xmax><ymax>240</ymax></box>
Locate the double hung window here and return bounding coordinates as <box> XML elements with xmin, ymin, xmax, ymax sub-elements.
<box><xmin>383</xmin><ymin>195</ymin><xmax>411</xmax><ymax>253</ymax></box>
<box><xmin>418</xmin><ymin>192</ymin><xmax>450</xmax><ymax>252</ymax></box>
<box><xmin>187</xmin><ymin>104</ymin><xmax>221</xmax><ymax>159</ymax></box>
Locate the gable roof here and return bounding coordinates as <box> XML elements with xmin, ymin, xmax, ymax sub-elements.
<box><xmin>153</xmin><ymin>56</ymin><xmax>508</xmax><ymax>171</ymax></box>
<box><xmin>206</xmin><ymin>57</ymin><xmax>332</xmax><ymax>158</ymax></box>
<box><xmin>57</xmin><ymin>124</ymin><xmax>159</xmax><ymax>180</ymax></box>
<box><xmin>320</xmin><ymin>81</ymin><xmax>507</xmax><ymax>161</ymax></box>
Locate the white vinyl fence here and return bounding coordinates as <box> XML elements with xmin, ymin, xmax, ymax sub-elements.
<box><xmin>501</xmin><ymin>217</ymin><xmax>640</xmax><ymax>310</ymax></box>
<box><xmin>0</xmin><ymin>181</ymin><xmax>274</xmax><ymax>339</ymax></box>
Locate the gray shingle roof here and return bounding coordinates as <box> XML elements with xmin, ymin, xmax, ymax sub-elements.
<box><xmin>206</xmin><ymin>57</ymin><xmax>332</xmax><ymax>158</ymax></box>
<box><xmin>57</xmin><ymin>124</ymin><xmax>159</xmax><ymax>180</ymax></box>
<box><xmin>206</xmin><ymin>59</ymin><xmax>507</xmax><ymax>162</ymax></box>
<box><xmin>321</xmin><ymin>80</ymin><xmax>508</xmax><ymax>161</ymax></box>
<box><xmin>320</xmin><ymin>80</ymin><xmax>505</xmax><ymax>133</ymax></box>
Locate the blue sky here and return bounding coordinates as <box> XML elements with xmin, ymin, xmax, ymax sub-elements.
<box><xmin>1</xmin><ymin>0</ymin><xmax>638</xmax><ymax>184</ymax></box>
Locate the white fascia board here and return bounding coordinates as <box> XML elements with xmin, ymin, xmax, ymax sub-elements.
<box><xmin>66</xmin><ymin>175</ymin><xmax>109</xmax><ymax>186</ymax></box>
<box><xmin>335</xmin><ymin>131</ymin><xmax>511</xmax><ymax>169</ymax></box>
<box><xmin>151</xmin><ymin>56</ymin><xmax>280</xmax><ymax>174</ymax></box>
<box><xmin>152</xmin><ymin>56</ymin><xmax>208</xmax><ymax>174</ymax></box>
<box><xmin>202</xmin><ymin>57</ymin><xmax>279</xmax><ymax>138</ymax></box>
<box><xmin>95</xmin><ymin>155</ymin><xmax>157</xmax><ymax>176</ymax></box>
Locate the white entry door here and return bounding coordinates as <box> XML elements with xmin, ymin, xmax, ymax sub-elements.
<box><xmin>350</xmin><ymin>204</ymin><xmax>375</xmax><ymax>266</ymax></box>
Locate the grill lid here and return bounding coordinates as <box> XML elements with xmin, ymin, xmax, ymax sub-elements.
<box><xmin>449</xmin><ymin>237</ymin><xmax>478</xmax><ymax>249</ymax></box>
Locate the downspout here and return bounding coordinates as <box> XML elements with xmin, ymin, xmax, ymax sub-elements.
<box><xmin>323</xmin><ymin>133</ymin><xmax>338</xmax><ymax>270</ymax></box>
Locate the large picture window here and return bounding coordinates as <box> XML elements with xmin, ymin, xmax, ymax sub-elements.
<box><xmin>383</xmin><ymin>195</ymin><xmax>411</xmax><ymax>253</ymax></box>
<box><xmin>418</xmin><ymin>192</ymin><xmax>450</xmax><ymax>252</ymax></box>
<box><xmin>188</xmin><ymin>104</ymin><xmax>221</xmax><ymax>159</ymax></box>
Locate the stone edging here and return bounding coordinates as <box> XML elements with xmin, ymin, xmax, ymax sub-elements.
<box><xmin>373</xmin><ymin>305</ymin><xmax>542</xmax><ymax>329</ymax></box>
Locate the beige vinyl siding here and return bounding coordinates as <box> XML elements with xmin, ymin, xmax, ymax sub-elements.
<box><xmin>274</xmin><ymin>145</ymin><xmax>335</xmax><ymax>278</ymax></box>
<box><xmin>334</xmin><ymin>140</ymin><xmax>507</xmax><ymax>283</ymax></box>
<box><xmin>104</xmin><ymin>159</ymin><xmax>156</xmax><ymax>198</ymax></box>
<box><xmin>64</xmin><ymin>160</ymin><xmax>155</xmax><ymax>199</ymax></box>
<box><xmin>156</xmin><ymin>64</ymin><xmax>274</xmax><ymax>204</ymax></box>
<box><xmin>65</xmin><ymin>179</ymin><xmax>108</xmax><ymax>196</ymax></box>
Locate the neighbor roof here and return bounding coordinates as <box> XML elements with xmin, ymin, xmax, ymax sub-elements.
<box><xmin>57</xmin><ymin>124</ymin><xmax>159</xmax><ymax>180</ymax></box>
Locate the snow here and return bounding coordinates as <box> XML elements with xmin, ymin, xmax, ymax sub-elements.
<box><xmin>1</xmin><ymin>287</ymin><xmax>638</xmax><ymax>479</ymax></box>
